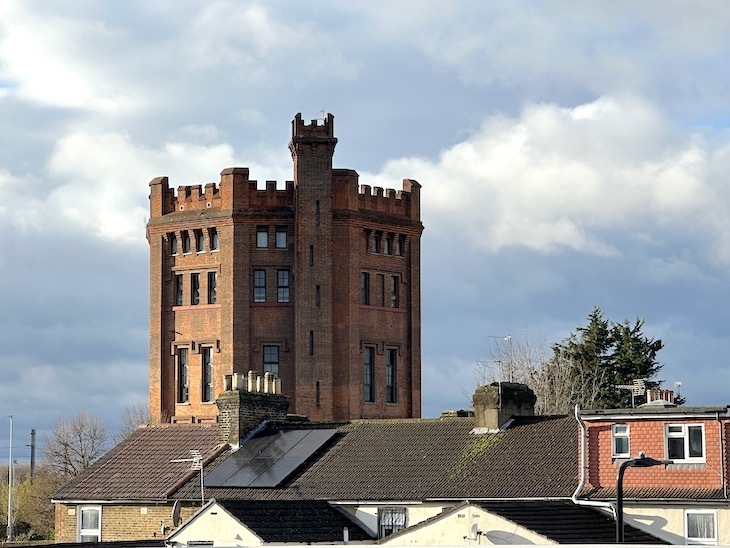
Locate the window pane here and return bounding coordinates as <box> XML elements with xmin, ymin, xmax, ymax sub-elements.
<box><xmin>170</xmin><ymin>234</ymin><xmax>177</xmax><ymax>254</ymax></box>
<box><xmin>254</xmin><ymin>270</ymin><xmax>266</xmax><ymax>302</ymax></box>
<box><xmin>210</xmin><ymin>228</ymin><xmax>219</xmax><ymax>250</ymax></box>
<box><xmin>81</xmin><ymin>508</ymin><xmax>99</xmax><ymax>529</ymax></box>
<box><xmin>364</xmin><ymin>347</ymin><xmax>374</xmax><ymax>402</ymax></box>
<box><xmin>208</xmin><ymin>272</ymin><xmax>217</xmax><ymax>304</ymax></box>
<box><xmin>668</xmin><ymin>437</ymin><xmax>685</xmax><ymax>460</ymax></box>
<box><xmin>689</xmin><ymin>426</ymin><xmax>703</xmax><ymax>458</ymax></box>
<box><xmin>276</xmin><ymin>228</ymin><xmax>287</xmax><ymax>248</ymax></box>
<box><xmin>202</xmin><ymin>348</ymin><xmax>213</xmax><ymax>402</ymax></box>
<box><xmin>263</xmin><ymin>345</ymin><xmax>279</xmax><ymax>376</ymax></box>
<box><xmin>688</xmin><ymin>513</ymin><xmax>715</xmax><ymax>540</ymax></box>
<box><xmin>195</xmin><ymin>229</ymin><xmax>204</xmax><ymax>252</ymax></box>
<box><xmin>177</xmin><ymin>348</ymin><xmax>188</xmax><ymax>403</ymax></box>
<box><xmin>614</xmin><ymin>437</ymin><xmax>629</xmax><ymax>456</ymax></box>
<box><xmin>191</xmin><ymin>273</ymin><xmax>200</xmax><ymax>305</ymax></box>
<box><xmin>256</xmin><ymin>227</ymin><xmax>268</xmax><ymax>248</ymax></box>
<box><xmin>182</xmin><ymin>231</ymin><xmax>191</xmax><ymax>253</ymax></box>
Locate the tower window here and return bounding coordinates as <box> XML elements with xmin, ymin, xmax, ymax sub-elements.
<box><xmin>182</xmin><ymin>231</ymin><xmax>191</xmax><ymax>253</ymax></box>
<box><xmin>254</xmin><ymin>269</ymin><xmax>266</xmax><ymax>302</ymax></box>
<box><xmin>202</xmin><ymin>347</ymin><xmax>213</xmax><ymax>402</ymax></box>
<box><xmin>390</xmin><ymin>276</ymin><xmax>399</xmax><ymax>308</ymax></box>
<box><xmin>263</xmin><ymin>345</ymin><xmax>279</xmax><ymax>377</ymax></box>
<box><xmin>309</xmin><ymin>245</ymin><xmax>314</xmax><ymax>266</ymax></box>
<box><xmin>177</xmin><ymin>348</ymin><xmax>189</xmax><ymax>403</ymax></box>
<box><xmin>277</xmin><ymin>270</ymin><xmax>290</xmax><ymax>303</ymax></box>
<box><xmin>377</xmin><ymin>274</ymin><xmax>385</xmax><ymax>307</ymax></box>
<box><xmin>209</xmin><ymin>227</ymin><xmax>219</xmax><ymax>250</ymax></box>
<box><xmin>174</xmin><ymin>274</ymin><xmax>183</xmax><ymax>306</ymax></box>
<box><xmin>256</xmin><ymin>226</ymin><xmax>268</xmax><ymax>248</ymax></box>
<box><xmin>195</xmin><ymin>229</ymin><xmax>204</xmax><ymax>252</ymax></box>
<box><xmin>316</xmin><ymin>285</ymin><xmax>321</xmax><ymax>307</ymax></box>
<box><xmin>386</xmin><ymin>349</ymin><xmax>397</xmax><ymax>404</ymax></box>
<box><xmin>275</xmin><ymin>227</ymin><xmax>287</xmax><ymax>249</ymax></box>
<box><xmin>309</xmin><ymin>330</ymin><xmax>314</xmax><ymax>356</ymax></box>
<box><xmin>371</xmin><ymin>232</ymin><xmax>381</xmax><ymax>253</ymax></box>
<box><xmin>384</xmin><ymin>234</ymin><xmax>392</xmax><ymax>255</ymax></box>
<box><xmin>208</xmin><ymin>272</ymin><xmax>217</xmax><ymax>304</ymax></box>
<box><xmin>191</xmin><ymin>273</ymin><xmax>200</xmax><ymax>305</ymax></box>
<box><xmin>361</xmin><ymin>272</ymin><xmax>370</xmax><ymax>305</ymax></box>
<box><xmin>363</xmin><ymin>347</ymin><xmax>374</xmax><ymax>403</ymax></box>
<box><xmin>395</xmin><ymin>236</ymin><xmax>403</xmax><ymax>256</ymax></box>
<box><xmin>316</xmin><ymin>381</ymin><xmax>320</xmax><ymax>407</ymax></box>
<box><xmin>170</xmin><ymin>233</ymin><xmax>178</xmax><ymax>255</ymax></box>
<box><xmin>316</xmin><ymin>200</ymin><xmax>320</xmax><ymax>226</ymax></box>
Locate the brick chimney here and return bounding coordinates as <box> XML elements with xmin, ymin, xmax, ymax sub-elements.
<box><xmin>472</xmin><ymin>382</ymin><xmax>536</xmax><ymax>432</ymax></box>
<box><xmin>216</xmin><ymin>371</ymin><xmax>290</xmax><ymax>446</ymax></box>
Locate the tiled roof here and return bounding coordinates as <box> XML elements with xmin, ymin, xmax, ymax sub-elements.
<box><xmin>582</xmin><ymin>486</ymin><xmax>727</xmax><ymax>501</ymax></box>
<box><xmin>216</xmin><ymin>499</ymin><xmax>373</xmax><ymax>543</ymax></box>
<box><xmin>53</xmin><ymin>425</ymin><xmax>222</xmax><ymax>501</ymax></box>
<box><xmin>475</xmin><ymin>501</ymin><xmax>668</xmax><ymax>544</ymax></box>
<box><xmin>174</xmin><ymin>415</ymin><xmax>579</xmax><ymax>501</ymax></box>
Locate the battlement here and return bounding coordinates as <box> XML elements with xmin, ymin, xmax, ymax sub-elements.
<box><xmin>332</xmin><ymin>169</ymin><xmax>421</xmax><ymax>221</ymax></box>
<box><xmin>292</xmin><ymin>112</ymin><xmax>335</xmax><ymax>140</ymax></box>
<box><xmin>149</xmin><ymin>168</ymin><xmax>295</xmax><ymax>218</ymax></box>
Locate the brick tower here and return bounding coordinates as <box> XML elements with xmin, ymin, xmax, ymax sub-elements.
<box><xmin>147</xmin><ymin>113</ymin><xmax>423</xmax><ymax>423</ymax></box>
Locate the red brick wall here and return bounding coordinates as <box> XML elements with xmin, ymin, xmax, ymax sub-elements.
<box><xmin>585</xmin><ymin>417</ymin><xmax>728</xmax><ymax>490</ymax></box>
<box><xmin>147</xmin><ymin>114</ymin><xmax>423</xmax><ymax>424</ymax></box>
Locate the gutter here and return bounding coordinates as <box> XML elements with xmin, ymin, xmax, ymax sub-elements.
<box><xmin>572</xmin><ymin>405</ymin><xmax>617</xmax><ymax>517</ymax></box>
<box><xmin>718</xmin><ymin>411</ymin><xmax>728</xmax><ymax>501</ymax></box>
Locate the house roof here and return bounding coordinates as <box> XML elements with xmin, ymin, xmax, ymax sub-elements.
<box><xmin>474</xmin><ymin>501</ymin><xmax>668</xmax><ymax>544</ymax></box>
<box><xmin>580</xmin><ymin>405</ymin><xmax>730</xmax><ymax>418</ymax></box>
<box><xmin>173</xmin><ymin>415</ymin><xmax>579</xmax><ymax>501</ymax></box>
<box><xmin>53</xmin><ymin>425</ymin><xmax>222</xmax><ymax>501</ymax></box>
<box><xmin>214</xmin><ymin>499</ymin><xmax>374</xmax><ymax>543</ymax></box>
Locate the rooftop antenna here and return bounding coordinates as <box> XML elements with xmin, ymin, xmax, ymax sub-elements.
<box><xmin>319</xmin><ymin>106</ymin><xmax>326</xmax><ymax>121</ymax></box>
<box><xmin>675</xmin><ymin>381</ymin><xmax>682</xmax><ymax>399</ymax></box>
<box><xmin>171</xmin><ymin>449</ymin><xmax>204</xmax><ymax>505</ymax></box>
<box><xmin>616</xmin><ymin>378</ymin><xmax>646</xmax><ymax>408</ymax></box>
<box><xmin>487</xmin><ymin>335</ymin><xmax>513</xmax><ymax>382</ymax></box>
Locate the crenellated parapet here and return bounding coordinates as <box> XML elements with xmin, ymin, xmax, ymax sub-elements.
<box><xmin>148</xmin><ymin>168</ymin><xmax>295</xmax><ymax>219</ymax></box>
<box><xmin>332</xmin><ymin>169</ymin><xmax>420</xmax><ymax>221</ymax></box>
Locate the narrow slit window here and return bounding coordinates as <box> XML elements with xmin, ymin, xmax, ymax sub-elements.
<box><xmin>170</xmin><ymin>233</ymin><xmax>178</xmax><ymax>255</ymax></box>
<box><xmin>208</xmin><ymin>272</ymin><xmax>217</xmax><ymax>304</ymax></box>
<box><xmin>191</xmin><ymin>273</ymin><xmax>200</xmax><ymax>305</ymax></box>
<box><xmin>202</xmin><ymin>347</ymin><xmax>213</xmax><ymax>402</ymax></box>
<box><xmin>316</xmin><ymin>285</ymin><xmax>321</xmax><ymax>307</ymax></box>
<box><xmin>316</xmin><ymin>200</ymin><xmax>321</xmax><ymax>226</ymax></box>
<box><xmin>174</xmin><ymin>274</ymin><xmax>183</xmax><ymax>306</ymax></box>
<box><xmin>182</xmin><ymin>231</ymin><xmax>191</xmax><ymax>253</ymax></box>
<box><xmin>309</xmin><ymin>330</ymin><xmax>314</xmax><ymax>356</ymax></box>
<box><xmin>386</xmin><ymin>349</ymin><xmax>397</xmax><ymax>404</ymax></box>
<box><xmin>361</xmin><ymin>272</ymin><xmax>370</xmax><ymax>305</ymax></box>
<box><xmin>363</xmin><ymin>347</ymin><xmax>374</xmax><ymax>402</ymax></box>
<box><xmin>309</xmin><ymin>245</ymin><xmax>314</xmax><ymax>266</ymax></box>
<box><xmin>390</xmin><ymin>276</ymin><xmax>399</xmax><ymax>308</ymax></box>
<box><xmin>177</xmin><ymin>348</ymin><xmax>189</xmax><ymax>403</ymax></box>
<box><xmin>195</xmin><ymin>229</ymin><xmax>204</xmax><ymax>252</ymax></box>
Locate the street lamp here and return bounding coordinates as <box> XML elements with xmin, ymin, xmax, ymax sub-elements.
<box><xmin>4</xmin><ymin>415</ymin><xmax>12</xmax><ymax>542</ymax></box>
<box><xmin>616</xmin><ymin>451</ymin><xmax>672</xmax><ymax>543</ymax></box>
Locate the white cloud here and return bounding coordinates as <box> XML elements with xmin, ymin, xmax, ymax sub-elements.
<box><xmin>370</xmin><ymin>95</ymin><xmax>730</xmax><ymax>260</ymax></box>
<box><xmin>46</xmin><ymin>130</ymin><xmax>239</xmax><ymax>244</ymax></box>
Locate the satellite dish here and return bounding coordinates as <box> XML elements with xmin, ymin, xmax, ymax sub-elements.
<box><xmin>470</xmin><ymin>524</ymin><xmax>480</xmax><ymax>539</ymax></box>
<box><xmin>172</xmin><ymin>500</ymin><xmax>181</xmax><ymax>527</ymax></box>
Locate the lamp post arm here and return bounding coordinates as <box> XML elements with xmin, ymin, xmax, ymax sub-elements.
<box><xmin>615</xmin><ymin>459</ymin><xmax>632</xmax><ymax>543</ymax></box>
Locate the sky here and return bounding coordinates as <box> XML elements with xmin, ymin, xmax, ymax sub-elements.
<box><xmin>1</xmin><ymin>0</ymin><xmax>730</xmax><ymax>462</ymax></box>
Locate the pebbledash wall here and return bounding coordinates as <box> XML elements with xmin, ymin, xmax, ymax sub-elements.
<box><xmin>147</xmin><ymin>113</ymin><xmax>423</xmax><ymax>424</ymax></box>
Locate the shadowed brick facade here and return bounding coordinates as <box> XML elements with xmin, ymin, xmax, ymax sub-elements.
<box><xmin>147</xmin><ymin>113</ymin><xmax>423</xmax><ymax>423</ymax></box>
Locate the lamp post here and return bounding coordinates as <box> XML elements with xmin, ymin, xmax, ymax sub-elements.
<box><xmin>5</xmin><ymin>414</ymin><xmax>12</xmax><ymax>542</ymax></box>
<box><xmin>616</xmin><ymin>452</ymin><xmax>672</xmax><ymax>543</ymax></box>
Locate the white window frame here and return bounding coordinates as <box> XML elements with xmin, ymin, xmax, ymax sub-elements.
<box><xmin>78</xmin><ymin>505</ymin><xmax>102</xmax><ymax>542</ymax></box>
<box><xmin>612</xmin><ymin>424</ymin><xmax>630</xmax><ymax>458</ymax></box>
<box><xmin>685</xmin><ymin>509</ymin><xmax>718</xmax><ymax>545</ymax></box>
<box><xmin>666</xmin><ymin>423</ymin><xmax>706</xmax><ymax>463</ymax></box>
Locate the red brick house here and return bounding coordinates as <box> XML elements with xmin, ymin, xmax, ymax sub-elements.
<box><xmin>577</xmin><ymin>402</ymin><xmax>730</xmax><ymax>544</ymax></box>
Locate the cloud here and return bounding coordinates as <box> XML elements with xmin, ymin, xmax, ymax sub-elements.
<box><xmin>368</xmin><ymin>95</ymin><xmax>730</xmax><ymax>261</ymax></box>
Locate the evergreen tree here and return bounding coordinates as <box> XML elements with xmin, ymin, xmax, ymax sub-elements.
<box><xmin>553</xmin><ymin>307</ymin><xmax>665</xmax><ymax>409</ymax></box>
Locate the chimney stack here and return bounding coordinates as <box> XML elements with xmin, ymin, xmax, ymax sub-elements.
<box><xmin>216</xmin><ymin>371</ymin><xmax>290</xmax><ymax>446</ymax></box>
<box><xmin>472</xmin><ymin>382</ymin><xmax>536</xmax><ymax>432</ymax></box>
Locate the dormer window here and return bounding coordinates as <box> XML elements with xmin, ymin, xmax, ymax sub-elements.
<box><xmin>666</xmin><ymin>423</ymin><xmax>705</xmax><ymax>463</ymax></box>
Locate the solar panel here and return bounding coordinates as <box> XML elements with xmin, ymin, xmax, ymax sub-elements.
<box><xmin>205</xmin><ymin>428</ymin><xmax>337</xmax><ymax>488</ymax></box>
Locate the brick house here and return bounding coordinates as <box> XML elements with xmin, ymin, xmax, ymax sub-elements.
<box><xmin>146</xmin><ymin>113</ymin><xmax>423</xmax><ymax>425</ymax></box>
<box><xmin>576</xmin><ymin>402</ymin><xmax>730</xmax><ymax>544</ymax></box>
<box><xmin>53</xmin><ymin>381</ymin><xmax>669</xmax><ymax>544</ymax></box>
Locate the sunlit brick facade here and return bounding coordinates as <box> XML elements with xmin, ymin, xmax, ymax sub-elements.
<box><xmin>147</xmin><ymin>113</ymin><xmax>423</xmax><ymax>423</ymax></box>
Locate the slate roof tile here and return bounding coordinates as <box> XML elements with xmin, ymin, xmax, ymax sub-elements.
<box><xmin>217</xmin><ymin>499</ymin><xmax>373</xmax><ymax>543</ymax></box>
<box><xmin>475</xmin><ymin>501</ymin><xmax>668</xmax><ymax>544</ymax></box>
<box><xmin>174</xmin><ymin>415</ymin><xmax>579</xmax><ymax>501</ymax></box>
<box><xmin>53</xmin><ymin>425</ymin><xmax>221</xmax><ymax>501</ymax></box>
